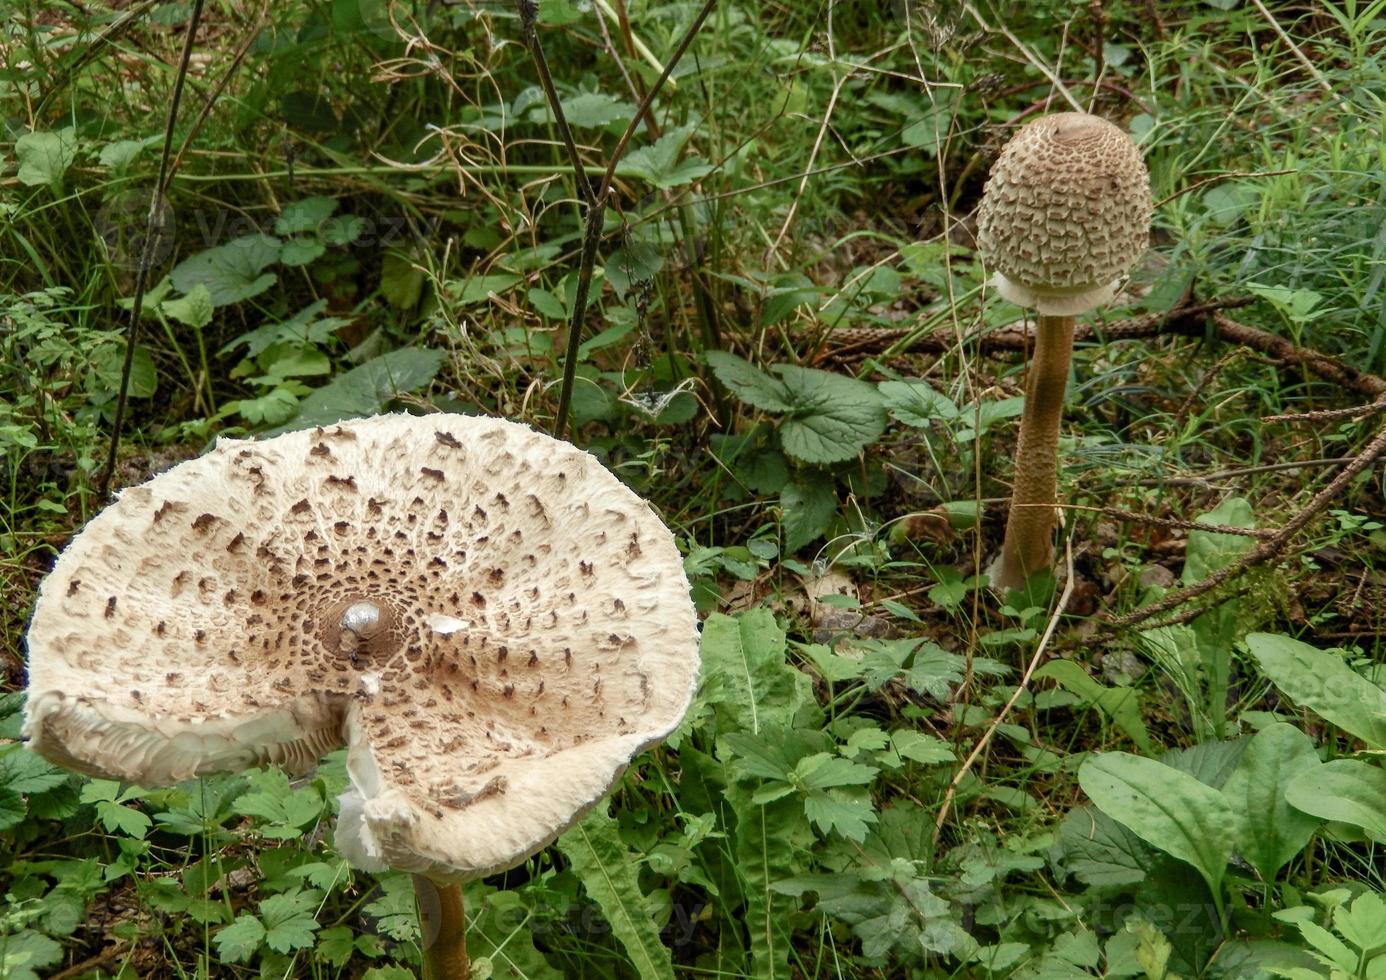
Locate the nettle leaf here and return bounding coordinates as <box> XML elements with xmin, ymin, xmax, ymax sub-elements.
<box><xmin>557</xmin><ymin>808</ymin><xmax>674</xmax><ymax>980</ymax></box>
<box><xmin>214</xmin><ymin>914</ymin><xmax>267</xmax><ymax>964</ymax></box>
<box><xmin>1054</xmin><ymin>804</ymin><xmax>1151</xmax><ymax>888</ymax></box>
<box><xmin>616</xmin><ymin>124</ymin><xmax>712</xmax><ymax>189</ymax></box>
<box><xmin>171</xmin><ymin>234</ymin><xmax>281</xmax><ymax>306</ymax></box>
<box><xmin>0</xmin><ymin>744</ymin><xmax>69</xmax><ymax>795</ymax></box>
<box><xmin>1078</xmin><ymin>752</ymin><xmax>1244</xmax><ymax>895</ymax></box>
<box><xmin>1284</xmin><ymin>759</ymin><xmax>1386</xmax><ymax>841</ymax></box>
<box><xmin>1221</xmin><ymin>722</ymin><xmax>1323</xmax><ymax>881</ymax></box>
<box><xmin>706</xmin><ymin>351</ymin><xmax>793</xmax><ymax>412</ymax></box>
<box><xmin>772</xmin><ymin>365</ymin><xmax>887</xmax><ymax>464</ymax></box>
<box><xmin>878</xmin><ymin>379</ymin><xmax>959</xmax><ymax>426</ymax></box>
<box><xmin>1248</xmin><ymin>633</ymin><xmax>1386</xmax><ymax>750</ymax></box>
<box><xmin>0</xmin><ymin>790</ymin><xmax>25</xmax><ymax>830</ymax></box>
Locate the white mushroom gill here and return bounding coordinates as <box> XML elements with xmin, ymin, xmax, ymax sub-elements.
<box><xmin>24</xmin><ymin>412</ymin><xmax>700</xmax><ymax>881</ymax></box>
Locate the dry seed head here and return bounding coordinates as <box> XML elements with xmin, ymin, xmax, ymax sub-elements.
<box><xmin>976</xmin><ymin>112</ymin><xmax>1152</xmax><ymax>315</ymax></box>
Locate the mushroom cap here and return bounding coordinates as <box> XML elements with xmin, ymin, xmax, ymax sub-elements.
<box><xmin>24</xmin><ymin>413</ymin><xmax>699</xmax><ymax>880</ymax></box>
<box><xmin>976</xmin><ymin>112</ymin><xmax>1152</xmax><ymax>316</ymax></box>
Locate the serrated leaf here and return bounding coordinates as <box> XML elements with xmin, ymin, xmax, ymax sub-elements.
<box><xmin>698</xmin><ymin>608</ymin><xmax>811</xmax><ymax>734</ymax></box>
<box><xmin>1248</xmin><ymin>633</ymin><xmax>1386</xmax><ymax>750</ymax></box>
<box><xmin>878</xmin><ymin>379</ymin><xmax>959</xmax><ymax>425</ymax></box>
<box><xmin>531</xmin><ymin>91</ymin><xmax>634</xmax><ymax>128</ymax></box>
<box><xmin>161</xmin><ymin>284</ymin><xmax>214</xmax><ymax>328</ymax></box>
<box><xmin>314</xmin><ymin>925</ymin><xmax>358</xmax><ymax>967</ymax></box>
<box><xmin>96</xmin><ymin>800</ymin><xmax>151</xmax><ymax>838</ymax></box>
<box><xmin>1221</xmin><ymin>722</ymin><xmax>1323</xmax><ymax>881</ymax></box>
<box><xmin>890</xmin><ymin>730</ymin><xmax>955</xmax><ymax>765</ymax></box>
<box><xmin>0</xmin><ymin>745</ymin><xmax>70</xmax><ymax>795</ymax></box>
<box><xmin>234</xmin><ymin>769</ymin><xmax>324</xmax><ymax>839</ymax></box>
<box><xmin>214</xmin><ymin>914</ymin><xmax>267</xmax><ymax>963</ymax></box>
<box><xmin>803</xmin><ymin>790</ymin><xmax>876</xmax><ymax>841</ymax></box>
<box><xmin>797</xmin><ymin>753</ymin><xmax>878</xmax><ymax>789</ymax></box>
<box><xmin>1335</xmin><ymin>891</ymin><xmax>1386</xmax><ymax>953</ymax></box>
<box><xmin>260</xmin><ymin>891</ymin><xmax>320</xmax><ymax>952</ymax></box>
<box><xmin>1078</xmin><ymin>752</ymin><xmax>1244</xmax><ymax>895</ymax></box>
<box><xmin>170</xmin><ymin>234</ymin><xmax>281</xmax><ymax>306</ymax></box>
<box><xmin>616</xmin><ymin>124</ymin><xmax>712</xmax><ymax>189</ymax></box>
<box><xmin>772</xmin><ymin>365</ymin><xmax>886</xmax><ymax>464</ymax></box>
<box><xmin>705</xmin><ymin>351</ymin><xmax>793</xmax><ymax>412</ymax></box>
<box><xmin>557</xmin><ymin>808</ymin><xmax>674</xmax><ymax>980</ymax></box>
<box><xmin>0</xmin><ymin>790</ymin><xmax>26</xmax><ymax>830</ymax></box>
<box><xmin>380</xmin><ymin>251</ymin><xmax>426</xmax><ymax>309</ymax></box>
<box><xmin>0</xmin><ymin>930</ymin><xmax>63</xmax><ymax>980</ymax></box>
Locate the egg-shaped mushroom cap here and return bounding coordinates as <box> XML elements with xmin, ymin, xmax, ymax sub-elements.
<box><xmin>24</xmin><ymin>413</ymin><xmax>699</xmax><ymax>880</ymax></box>
<box><xmin>976</xmin><ymin>112</ymin><xmax>1152</xmax><ymax>316</ymax></box>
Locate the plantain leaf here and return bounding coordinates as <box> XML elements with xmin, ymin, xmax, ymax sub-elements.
<box><xmin>1248</xmin><ymin>633</ymin><xmax>1386</xmax><ymax>750</ymax></box>
<box><xmin>1221</xmin><ymin>722</ymin><xmax>1323</xmax><ymax>881</ymax></box>
<box><xmin>1078</xmin><ymin>752</ymin><xmax>1244</xmax><ymax>896</ymax></box>
<box><xmin>1284</xmin><ymin>759</ymin><xmax>1386</xmax><ymax>842</ymax></box>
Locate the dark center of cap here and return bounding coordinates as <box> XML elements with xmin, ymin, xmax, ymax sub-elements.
<box><xmin>321</xmin><ymin>598</ymin><xmax>402</xmax><ymax>664</ymax></box>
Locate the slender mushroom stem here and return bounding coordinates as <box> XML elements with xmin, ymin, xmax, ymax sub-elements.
<box><xmin>992</xmin><ymin>314</ymin><xmax>1077</xmax><ymax>593</ymax></box>
<box><xmin>414</xmin><ymin>875</ymin><xmax>470</xmax><ymax>979</ymax></box>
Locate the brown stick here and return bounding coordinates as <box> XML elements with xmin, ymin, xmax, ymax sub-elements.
<box><xmin>414</xmin><ymin>875</ymin><xmax>470</xmax><ymax>979</ymax></box>
<box><xmin>992</xmin><ymin>314</ymin><xmax>1076</xmax><ymax>591</ymax></box>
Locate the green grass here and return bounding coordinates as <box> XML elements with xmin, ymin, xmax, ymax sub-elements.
<box><xmin>3</xmin><ymin>0</ymin><xmax>1386</xmax><ymax>977</ymax></box>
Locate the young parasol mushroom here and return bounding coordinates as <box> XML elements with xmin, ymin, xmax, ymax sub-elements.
<box><xmin>975</xmin><ymin>111</ymin><xmax>1152</xmax><ymax>592</ymax></box>
<box><xmin>24</xmin><ymin>413</ymin><xmax>700</xmax><ymax>979</ymax></box>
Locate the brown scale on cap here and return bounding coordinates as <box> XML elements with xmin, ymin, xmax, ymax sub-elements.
<box><xmin>24</xmin><ymin>413</ymin><xmax>699</xmax><ymax>880</ymax></box>
<box><xmin>976</xmin><ymin>112</ymin><xmax>1151</xmax><ymax>316</ymax></box>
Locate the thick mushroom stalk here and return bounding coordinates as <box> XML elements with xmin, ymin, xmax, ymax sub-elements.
<box><xmin>974</xmin><ymin>112</ymin><xmax>1152</xmax><ymax>591</ymax></box>
<box><xmin>23</xmin><ymin>413</ymin><xmax>700</xmax><ymax>978</ymax></box>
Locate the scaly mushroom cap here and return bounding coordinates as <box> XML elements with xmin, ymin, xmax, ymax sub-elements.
<box><xmin>976</xmin><ymin>112</ymin><xmax>1152</xmax><ymax>315</ymax></box>
<box><xmin>24</xmin><ymin>413</ymin><xmax>699</xmax><ymax>879</ymax></box>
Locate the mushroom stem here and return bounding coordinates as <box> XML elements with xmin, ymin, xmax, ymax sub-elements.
<box><xmin>992</xmin><ymin>314</ymin><xmax>1077</xmax><ymax>593</ymax></box>
<box><xmin>414</xmin><ymin>875</ymin><xmax>470</xmax><ymax>979</ymax></box>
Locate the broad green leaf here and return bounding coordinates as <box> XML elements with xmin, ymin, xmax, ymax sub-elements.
<box><xmin>214</xmin><ymin>914</ymin><xmax>267</xmax><ymax>963</ymax></box>
<box><xmin>954</xmin><ymin>396</ymin><xmax>1025</xmax><ymax>442</ymax></box>
<box><xmin>0</xmin><ymin>930</ymin><xmax>63</xmax><ymax>980</ymax></box>
<box><xmin>889</xmin><ymin>730</ymin><xmax>955</xmax><ymax>766</ymax></box>
<box><xmin>1296</xmin><ymin>918</ymin><xmax>1359</xmax><ymax>973</ymax></box>
<box><xmin>803</xmin><ymin>790</ymin><xmax>876</xmax><ymax>841</ymax></box>
<box><xmin>1284</xmin><ymin>759</ymin><xmax>1386</xmax><ymax>841</ymax></box>
<box><xmin>1035</xmin><ymin>660</ymin><xmax>1153</xmax><ymax>753</ymax></box>
<box><xmin>1221</xmin><ymin>722</ymin><xmax>1322</xmax><ymax>881</ymax></box>
<box><xmin>705</xmin><ymin>351</ymin><xmax>793</xmax><ymax>412</ymax></box>
<box><xmin>466</xmin><ymin>886</ymin><xmax>564</xmax><ymax>979</ymax></box>
<box><xmin>1184</xmin><ymin>497</ymin><xmax>1256</xmax><ymax>583</ymax></box>
<box><xmin>1248</xmin><ymin>633</ymin><xmax>1386</xmax><ymax>750</ymax></box>
<box><xmin>616</xmin><ymin>124</ymin><xmax>712</xmax><ymax>189</ymax></box>
<box><xmin>877</xmin><ymin>379</ymin><xmax>959</xmax><ymax>426</ymax></box>
<box><xmin>275</xmin><ymin>196</ymin><xmax>339</xmax><ymax>236</ymax></box>
<box><xmin>557</xmin><ymin>808</ymin><xmax>674</xmax><ymax>980</ymax></box>
<box><xmin>234</xmin><ymin>768</ymin><xmax>325</xmax><ymax>839</ymax></box>
<box><xmin>99</xmin><ymin>135</ymin><xmax>159</xmax><ymax>170</ymax></box>
<box><xmin>170</xmin><ymin>234</ymin><xmax>281</xmax><ymax>306</ymax></box>
<box><xmin>16</xmin><ymin>129</ymin><xmax>76</xmax><ymax>189</ymax></box>
<box><xmin>279</xmin><ymin>238</ymin><xmax>327</xmax><ymax>266</ymax></box>
<box><xmin>0</xmin><ymin>790</ymin><xmax>26</xmax><ymax>830</ymax></box>
<box><xmin>698</xmin><ymin>608</ymin><xmax>812</xmax><ymax>734</ymax></box>
<box><xmin>455</xmin><ymin>273</ymin><xmax>522</xmax><ymax>305</ymax></box>
<box><xmin>797</xmin><ymin>753</ymin><xmax>878</xmax><ymax>789</ymax></box>
<box><xmin>773</xmin><ymin>364</ymin><xmax>886</xmax><ymax>464</ymax></box>
<box><xmin>221</xmin><ymin>300</ymin><xmax>349</xmax><ymax>358</ymax></box>
<box><xmin>161</xmin><ymin>284</ymin><xmax>214</xmax><ymax>328</ymax></box>
<box><xmin>314</xmin><ymin>925</ymin><xmax>358</xmax><ymax>967</ymax></box>
<box><xmin>380</xmin><ymin>251</ymin><xmax>426</xmax><ymax>309</ymax></box>
<box><xmin>274</xmin><ymin>346</ymin><xmax>445</xmax><ymax>432</ymax></box>
<box><xmin>530</xmin><ymin>91</ymin><xmax>634</xmax><ymax>128</ymax></box>
<box><xmin>780</xmin><ymin>475</ymin><xmax>836</xmax><ymax>552</ymax></box>
<box><xmin>1079</xmin><ymin>752</ymin><xmax>1244</xmax><ymax>895</ymax></box>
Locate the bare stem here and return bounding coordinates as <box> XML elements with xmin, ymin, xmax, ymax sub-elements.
<box><xmin>414</xmin><ymin>875</ymin><xmax>470</xmax><ymax>979</ymax></box>
<box><xmin>992</xmin><ymin>314</ymin><xmax>1076</xmax><ymax>592</ymax></box>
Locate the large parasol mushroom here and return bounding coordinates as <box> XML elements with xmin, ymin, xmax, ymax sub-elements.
<box><xmin>24</xmin><ymin>412</ymin><xmax>700</xmax><ymax>978</ymax></box>
<box><xmin>976</xmin><ymin>111</ymin><xmax>1152</xmax><ymax>592</ymax></box>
